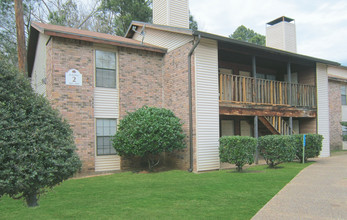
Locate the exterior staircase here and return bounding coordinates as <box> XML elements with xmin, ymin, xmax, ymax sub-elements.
<box><xmin>259</xmin><ymin>116</ymin><xmax>295</xmax><ymax>135</ymax></box>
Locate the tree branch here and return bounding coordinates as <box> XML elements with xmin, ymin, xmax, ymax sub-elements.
<box><xmin>77</xmin><ymin>1</ymin><xmax>100</xmax><ymax>29</ymax></box>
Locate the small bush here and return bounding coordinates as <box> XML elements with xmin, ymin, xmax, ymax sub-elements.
<box><xmin>219</xmin><ymin>136</ymin><xmax>257</xmax><ymax>171</ymax></box>
<box><xmin>258</xmin><ymin>135</ymin><xmax>296</xmax><ymax>168</ymax></box>
<box><xmin>292</xmin><ymin>134</ymin><xmax>323</xmax><ymax>162</ymax></box>
<box><xmin>113</xmin><ymin>106</ymin><xmax>186</xmax><ymax>170</ymax></box>
<box><xmin>341</xmin><ymin>122</ymin><xmax>347</xmax><ymax>141</ymax></box>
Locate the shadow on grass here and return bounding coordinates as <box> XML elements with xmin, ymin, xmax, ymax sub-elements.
<box><xmin>266</xmin><ymin>166</ymin><xmax>285</xmax><ymax>169</ymax></box>
<box><xmin>227</xmin><ymin>169</ymin><xmax>264</xmax><ymax>173</ymax></box>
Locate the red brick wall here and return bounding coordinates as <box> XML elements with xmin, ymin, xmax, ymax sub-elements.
<box><xmin>163</xmin><ymin>42</ymin><xmax>194</xmax><ymax>170</ymax></box>
<box><xmin>118</xmin><ymin>47</ymin><xmax>164</xmax><ymax>118</ymax></box>
<box><xmin>46</xmin><ymin>37</ymin><xmax>95</xmax><ymax>174</ymax></box>
<box><xmin>329</xmin><ymin>80</ymin><xmax>343</xmax><ymax>150</ymax></box>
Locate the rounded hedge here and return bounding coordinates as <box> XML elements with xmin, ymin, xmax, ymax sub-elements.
<box><xmin>113</xmin><ymin>106</ymin><xmax>186</xmax><ymax>169</ymax></box>
<box><xmin>292</xmin><ymin>134</ymin><xmax>323</xmax><ymax>162</ymax></box>
<box><xmin>219</xmin><ymin>136</ymin><xmax>257</xmax><ymax>171</ymax></box>
<box><xmin>258</xmin><ymin>135</ymin><xmax>296</xmax><ymax>168</ymax></box>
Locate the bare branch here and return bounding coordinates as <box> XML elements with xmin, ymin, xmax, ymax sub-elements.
<box><xmin>77</xmin><ymin>0</ymin><xmax>101</xmax><ymax>28</ymax></box>
<box><xmin>41</xmin><ymin>0</ymin><xmax>52</xmax><ymax>14</ymax></box>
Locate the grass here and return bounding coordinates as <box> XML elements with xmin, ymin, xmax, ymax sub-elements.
<box><xmin>0</xmin><ymin>162</ymin><xmax>312</xmax><ymax>220</ymax></box>
<box><xmin>330</xmin><ymin>149</ymin><xmax>347</xmax><ymax>156</ymax></box>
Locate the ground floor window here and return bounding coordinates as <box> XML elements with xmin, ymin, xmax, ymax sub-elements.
<box><xmin>341</xmin><ymin>86</ymin><xmax>347</xmax><ymax>105</ymax></box>
<box><xmin>96</xmin><ymin>119</ymin><xmax>117</xmax><ymax>155</ymax></box>
<box><xmin>342</xmin><ymin>124</ymin><xmax>347</xmax><ymax>141</ymax></box>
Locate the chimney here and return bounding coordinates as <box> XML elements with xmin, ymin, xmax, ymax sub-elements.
<box><xmin>266</xmin><ymin>16</ymin><xmax>297</xmax><ymax>53</ymax></box>
<box><xmin>153</xmin><ymin>0</ymin><xmax>189</xmax><ymax>29</ymax></box>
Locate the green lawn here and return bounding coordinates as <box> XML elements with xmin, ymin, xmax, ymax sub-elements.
<box><xmin>0</xmin><ymin>162</ymin><xmax>311</xmax><ymax>220</ymax></box>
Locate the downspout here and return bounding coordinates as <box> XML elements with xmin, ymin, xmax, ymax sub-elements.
<box><xmin>188</xmin><ymin>34</ymin><xmax>201</xmax><ymax>172</ymax></box>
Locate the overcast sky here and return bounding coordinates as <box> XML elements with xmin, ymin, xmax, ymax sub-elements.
<box><xmin>189</xmin><ymin>0</ymin><xmax>347</xmax><ymax>66</ymax></box>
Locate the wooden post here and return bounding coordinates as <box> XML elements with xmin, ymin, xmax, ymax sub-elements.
<box><xmin>252</xmin><ymin>56</ymin><xmax>257</xmax><ymax>103</ymax></box>
<box><xmin>243</xmin><ymin>78</ymin><xmax>246</xmax><ymax>102</ymax></box>
<box><xmin>289</xmin><ymin>117</ymin><xmax>293</xmax><ymax>134</ymax></box>
<box><xmin>254</xmin><ymin>116</ymin><xmax>259</xmax><ymax>164</ymax></box>
<box><xmin>287</xmin><ymin>62</ymin><xmax>292</xmax><ymax>106</ymax></box>
<box><xmin>219</xmin><ymin>74</ymin><xmax>223</xmax><ymax>101</ymax></box>
<box><xmin>14</xmin><ymin>0</ymin><xmax>27</xmax><ymax>73</ymax></box>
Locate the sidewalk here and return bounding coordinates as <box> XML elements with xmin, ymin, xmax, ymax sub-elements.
<box><xmin>252</xmin><ymin>153</ymin><xmax>347</xmax><ymax>220</ymax></box>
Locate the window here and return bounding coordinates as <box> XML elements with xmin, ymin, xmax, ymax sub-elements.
<box><xmin>266</xmin><ymin>74</ymin><xmax>276</xmax><ymax>80</ymax></box>
<box><xmin>256</xmin><ymin>73</ymin><xmax>265</xmax><ymax>79</ymax></box>
<box><xmin>95</xmin><ymin>50</ymin><xmax>117</xmax><ymax>88</ymax></box>
<box><xmin>342</xmin><ymin>124</ymin><xmax>347</xmax><ymax>136</ymax></box>
<box><xmin>96</xmin><ymin>119</ymin><xmax>117</xmax><ymax>155</ymax></box>
<box><xmin>341</xmin><ymin>86</ymin><xmax>347</xmax><ymax>105</ymax></box>
<box><xmin>256</xmin><ymin>73</ymin><xmax>276</xmax><ymax>80</ymax></box>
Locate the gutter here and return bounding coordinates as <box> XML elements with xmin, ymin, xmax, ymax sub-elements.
<box><xmin>188</xmin><ymin>35</ymin><xmax>201</xmax><ymax>172</ymax></box>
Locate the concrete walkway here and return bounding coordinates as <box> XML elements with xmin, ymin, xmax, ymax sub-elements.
<box><xmin>252</xmin><ymin>153</ymin><xmax>347</xmax><ymax>220</ymax></box>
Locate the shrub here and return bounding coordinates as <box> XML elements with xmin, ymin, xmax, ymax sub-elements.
<box><xmin>113</xmin><ymin>106</ymin><xmax>186</xmax><ymax>170</ymax></box>
<box><xmin>219</xmin><ymin>136</ymin><xmax>257</xmax><ymax>172</ymax></box>
<box><xmin>292</xmin><ymin>134</ymin><xmax>323</xmax><ymax>162</ymax></box>
<box><xmin>258</xmin><ymin>135</ymin><xmax>296</xmax><ymax>168</ymax></box>
<box><xmin>341</xmin><ymin>122</ymin><xmax>347</xmax><ymax>141</ymax></box>
<box><xmin>0</xmin><ymin>60</ymin><xmax>81</xmax><ymax>207</ymax></box>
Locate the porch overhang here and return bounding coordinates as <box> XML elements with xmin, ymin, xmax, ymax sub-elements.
<box><xmin>219</xmin><ymin>104</ymin><xmax>316</xmax><ymax>118</ymax></box>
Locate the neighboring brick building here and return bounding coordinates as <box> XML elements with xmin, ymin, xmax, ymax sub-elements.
<box><xmin>27</xmin><ymin>0</ymin><xmax>344</xmax><ymax>175</ymax></box>
<box><xmin>328</xmin><ymin>66</ymin><xmax>347</xmax><ymax>150</ymax></box>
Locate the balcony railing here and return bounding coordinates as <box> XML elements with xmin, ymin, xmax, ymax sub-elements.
<box><xmin>219</xmin><ymin>74</ymin><xmax>316</xmax><ymax>108</ymax></box>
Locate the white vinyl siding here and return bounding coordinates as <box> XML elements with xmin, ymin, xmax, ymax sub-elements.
<box><xmin>153</xmin><ymin>0</ymin><xmax>189</xmax><ymax>29</ymax></box>
<box><xmin>316</xmin><ymin>63</ymin><xmax>330</xmax><ymax>157</ymax></box>
<box><xmin>342</xmin><ymin>106</ymin><xmax>347</xmax><ymax>121</ymax></box>
<box><xmin>153</xmin><ymin>0</ymin><xmax>168</xmax><ymax>26</ymax></box>
<box><xmin>94</xmin><ymin>87</ymin><xmax>119</xmax><ymax>118</ymax></box>
<box><xmin>327</xmin><ymin>66</ymin><xmax>347</xmax><ymax>80</ymax></box>
<box><xmin>133</xmin><ymin>28</ymin><xmax>192</xmax><ymax>52</ymax></box>
<box><xmin>168</xmin><ymin>0</ymin><xmax>189</xmax><ymax>29</ymax></box>
<box><xmin>95</xmin><ymin>155</ymin><xmax>120</xmax><ymax>172</ymax></box>
<box><xmin>31</xmin><ymin>33</ymin><xmax>49</xmax><ymax>95</ymax></box>
<box><xmin>195</xmin><ymin>39</ymin><xmax>220</xmax><ymax>171</ymax></box>
<box><xmin>266</xmin><ymin>21</ymin><xmax>297</xmax><ymax>53</ymax></box>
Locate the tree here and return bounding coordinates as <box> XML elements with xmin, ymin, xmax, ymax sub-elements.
<box><xmin>189</xmin><ymin>12</ymin><xmax>198</xmax><ymax>31</ymax></box>
<box><xmin>99</xmin><ymin>0</ymin><xmax>152</xmax><ymax>36</ymax></box>
<box><xmin>229</xmin><ymin>25</ymin><xmax>265</xmax><ymax>46</ymax></box>
<box><xmin>0</xmin><ymin>58</ymin><xmax>81</xmax><ymax>207</ymax></box>
<box><xmin>14</xmin><ymin>0</ymin><xmax>26</xmax><ymax>72</ymax></box>
<box><xmin>0</xmin><ymin>0</ymin><xmax>100</xmax><ymax>68</ymax></box>
<box><xmin>113</xmin><ymin>106</ymin><xmax>186</xmax><ymax>170</ymax></box>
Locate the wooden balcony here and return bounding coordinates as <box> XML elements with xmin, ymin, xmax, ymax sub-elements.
<box><xmin>219</xmin><ymin>74</ymin><xmax>316</xmax><ymax>108</ymax></box>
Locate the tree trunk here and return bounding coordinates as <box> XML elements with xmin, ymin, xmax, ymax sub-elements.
<box><xmin>25</xmin><ymin>192</ymin><xmax>38</xmax><ymax>207</ymax></box>
<box><xmin>14</xmin><ymin>0</ymin><xmax>27</xmax><ymax>73</ymax></box>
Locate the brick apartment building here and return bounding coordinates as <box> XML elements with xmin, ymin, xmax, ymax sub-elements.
<box><xmin>328</xmin><ymin>65</ymin><xmax>347</xmax><ymax>150</ymax></box>
<box><xmin>27</xmin><ymin>0</ymin><xmax>345</xmax><ymax>174</ymax></box>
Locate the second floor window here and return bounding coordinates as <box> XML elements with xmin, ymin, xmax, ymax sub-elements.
<box><xmin>95</xmin><ymin>50</ymin><xmax>117</xmax><ymax>88</ymax></box>
<box><xmin>341</xmin><ymin>86</ymin><xmax>347</xmax><ymax>105</ymax></box>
